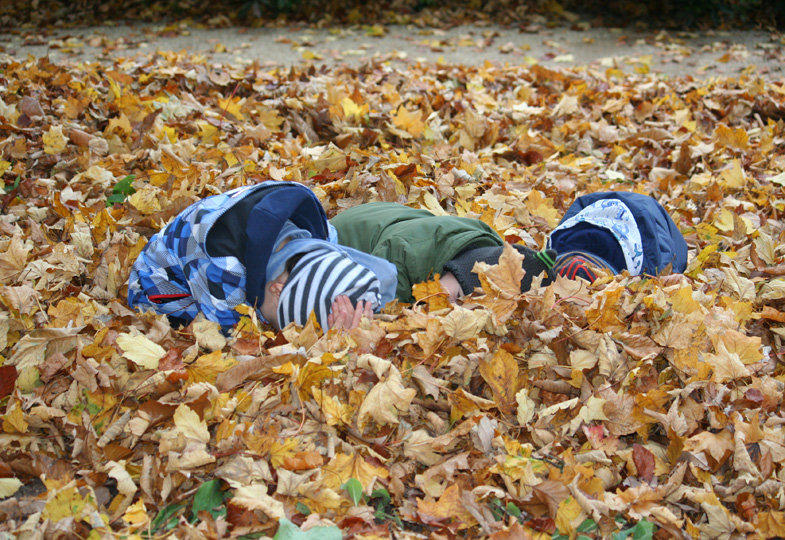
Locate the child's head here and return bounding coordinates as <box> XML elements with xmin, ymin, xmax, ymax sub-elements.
<box><xmin>442</xmin><ymin>245</ymin><xmax>556</xmax><ymax>299</ymax></box>
<box><xmin>260</xmin><ymin>247</ymin><xmax>381</xmax><ymax>330</ymax></box>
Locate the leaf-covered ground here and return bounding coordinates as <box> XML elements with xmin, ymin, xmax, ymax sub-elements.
<box><xmin>1</xmin><ymin>45</ymin><xmax>785</xmax><ymax>538</ymax></box>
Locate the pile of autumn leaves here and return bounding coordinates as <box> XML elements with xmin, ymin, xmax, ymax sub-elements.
<box><xmin>1</xmin><ymin>49</ymin><xmax>785</xmax><ymax>538</ymax></box>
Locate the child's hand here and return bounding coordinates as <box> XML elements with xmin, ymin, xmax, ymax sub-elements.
<box><xmin>327</xmin><ymin>295</ymin><xmax>373</xmax><ymax>330</ymax></box>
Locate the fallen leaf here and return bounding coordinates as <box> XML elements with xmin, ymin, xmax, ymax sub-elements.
<box><xmin>116</xmin><ymin>332</ymin><xmax>165</xmax><ymax>369</ymax></box>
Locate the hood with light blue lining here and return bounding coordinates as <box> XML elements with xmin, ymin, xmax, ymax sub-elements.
<box><xmin>548</xmin><ymin>191</ymin><xmax>688</xmax><ymax>276</ymax></box>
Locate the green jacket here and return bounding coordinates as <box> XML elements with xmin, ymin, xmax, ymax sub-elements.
<box><xmin>330</xmin><ymin>202</ymin><xmax>503</xmax><ymax>302</ymax></box>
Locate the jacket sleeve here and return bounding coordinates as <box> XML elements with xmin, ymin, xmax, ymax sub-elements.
<box><xmin>127</xmin><ymin>233</ymin><xmax>202</xmax><ymax>322</ymax></box>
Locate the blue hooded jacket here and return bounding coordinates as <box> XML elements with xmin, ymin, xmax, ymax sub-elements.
<box><xmin>549</xmin><ymin>191</ymin><xmax>688</xmax><ymax>276</ymax></box>
<box><xmin>127</xmin><ymin>181</ymin><xmax>397</xmax><ymax>327</ymax></box>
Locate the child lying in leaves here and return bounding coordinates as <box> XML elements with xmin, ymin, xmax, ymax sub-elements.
<box><xmin>127</xmin><ymin>181</ymin><xmax>397</xmax><ymax>331</ymax></box>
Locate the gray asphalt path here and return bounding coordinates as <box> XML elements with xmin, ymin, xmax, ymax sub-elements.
<box><xmin>3</xmin><ymin>23</ymin><xmax>783</xmax><ymax>78</ymax></box>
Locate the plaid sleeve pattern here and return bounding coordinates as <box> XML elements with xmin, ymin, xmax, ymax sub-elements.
<box><xmin>127</xmin><ymin>185</ymin><xmax>261</xmax><ymax>328</ymax></box>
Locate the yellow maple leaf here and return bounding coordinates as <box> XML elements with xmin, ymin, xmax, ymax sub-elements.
<box><xmin>712</xmin><ymin>329</ymin><xmax>762</xmax><ymax>365</ymax></box>
<box><xmin>706</xmin><ymin>344</ymin><xmax>750</xmax><ymax>384</ymax></box>
<box><xmin>43</xmin><ymin>125</ymin><xmax>68</xmax><ymax>154</ymax></box>
<box><xmin>43</xmin><ymin>485</ymin><xmax>91</xmax><ymax>522</ymax></box>
<box><xmin>106</xmin><ymin>113</ymin><xmax>133</xmax><ymax>137</ymax></box>
<box><xmin>473</xmin><ymin>244</ymin><xmax>525</xmax><ymax>298</ymax></box>
<box><xmin>412</xmin><ymin>277</ymin><xmax>451</xmax><ymax>311</ymax></box>
<box><xmin>301</xmin><ymin>50</ymin><xmax>323</xmax><ymax>61</ymax></box>
<box><xmin>719</xmin><ymin>159</ymin><xmax>746</xmax><ymax>189</ymax></box>
<box><xmin>341</xmin><ymin>97</ymin><xmax>368</xmax><ymax>120</ymax></box>
<box><xmin>525</xmin><ymin>190</ymin><xmax>561</xmax><ymax>227</ymax></box>
<box><xmin>312</xmin><ymin>388</ymin><xmax>352</xmax><ymax>426</ymax></box>
<box><xmin>392</xmin><ymin>105</ymin><xmax>425</xmax><ymax>137</ymax></box>
<box><xmin>186</xmin><ymin>350</ymin><xmax>236</xmax><ymax>384</ymax></box>
<box><xmin>197</xmin><ymin>120</ymin><xmax>219</xmax><ymax>143</ymax></box>
<box><xmin>448</xmin><ymin>388</ymin><xmax>495</xmax><ymax>423</ymax></box>
<box><xmin>417</xmin><ymin>484</ymin><xmax>477</xmax><ymax>529</ymax></box>
<box><xmin>312</xmin><ymin>143</ymin><xmax>348</xmax><ymax>173</ymax></box>
<box><xmin>478</xmin><ymin>349</ymin><xmax>519</xmax><ymax>414</ymax></box>
<box><xmin>269</xmin><ymin>437</ymin><xmax>298</xmax><ymax>468</ymax></box>
<box><xmin>357</xmin><ymin>366</ymin><xmax>416</xmax><ymax>430</ymax></box>
<box><xmin>123</xmin><ymin>499</ymin><xmax>149</xmax><ymax>529</ymax></box>
<box><xmin>173</xmin><ymin>404</ymin><xmax>209</xmax><ymax>443</ymax></box>
<box><xmin>321</xmin><ymin>452</ymin><xmax>389</xmax><ymax>490</ymax></box>
<box><xmin>712</xmin><ymin>208</ymin><xmax>735</xmax><ymax>233</ymax></box>
<box><xmin>192</xmin><ymin>317</ymin><xmax>227</xmax><ymax>351</ymax></box>
<box><xmin>758</xmin><ymin>511</ymin><xmax>785</xmax><ymax>538</ymax></box>
<box><xmin>2</xmin><ymin>405</ymin><xmax>28</xmax><ymax>434</ymax></box>
<box><xmin>440</xmin><ymin>305</ymin><xmax>488</xmax><ymax>341</ymax></box>
<box><xmin>586</xmin><ymin>284</ymin><xmax>625</xmax><ymax>331</ymax></box>
<box><xmin>297</xmin><ymin>361</ymin><xmax>335</xmax><ymax>401</ymax></box>
<box><xmin>714</xmin><ymin>123</ymin><xmax>749</xmax><ymax>150</ymax></box>
<box><xmin>555</xmin><ymin>496</ymin><xmax>586</xmax><ymax>536</ymax></box>
<box><xmin>217</xmin><ymin>96</ymin><xmax>244</xmax><ymax>120</ymax></box>
<box><xmin>669</xmin><ymin>286</ymin><xmax>703</xmax><ymax>314</ymax></box>
<box><xmin>127</xmin><ymin>185</ymin><xmax>162</xmax><ymax>215</ymax></box>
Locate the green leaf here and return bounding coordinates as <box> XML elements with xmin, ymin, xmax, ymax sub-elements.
<box><xmin>3</xmin><ymin>176</ymin><xmax>20</xmax><ymax>194</ymax></box>
<box><xmin>631</xmin><ymin>519</ymin><xmax>655</xmax><ymax>540</ymax></box>
<box><xmin>505</xmin><ymin>502</ymin><xmax>522</xmax><ymax>519</ymax></box>
<box><xmin>577</xmin><ymin>518</ymin><xmax>598</xmax><ymax>533</ymax></box>
<box><xmin>369</xmin><ymin>487</ymin><xmax>390</xmax><ymax>506</ymax></box>
<box><xmin>295</xmin><ymin>501</ymin><xmax>311</xmax><ymax>516</ymax></box>
<box><xmin>191</xmin><ymin>479</ymin><xmax>227</xmax><ymax>522</ymax></box>
<box><xmin>273</xmin><ymin>518</ymin><xmax>342</xmax><ymax>540</ymax></box>
<box><xmin>85</xmin><ymin>401</ymin><xmax>102</xmax><ymax>415</ymax></box>
<box><xmin>149</xmin><ymin>502</ymin><xmax>185</xmax><ymax>534</ymax></box>
<box><xmin>341</xmin><ymin>477</ymin><xmax>363</xmax><ymax>506</ymax></box>
<box><xmin>113</xmin><ymin>174</ymin><xmax>136</xmax><ymax>195</ymax></box>
<box><xmin>611</xmin><ymin>519</ymin><xmax>655</xmax><ymax>540</ymax></box>
<box><xmin>106</xmin><ymin>193</ymin><xmax>127</xmax><ymax>205</ymax></box>
<box><xmin>106</xmin><ymin>174</ymin><xmax>136</xmax><ymax>206</ymax></box>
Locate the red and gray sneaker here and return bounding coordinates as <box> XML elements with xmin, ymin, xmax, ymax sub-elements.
<box><xmin>552</xmin><ymin>251</ymin><xmax>615</xmax><ymax>282</ymax></box>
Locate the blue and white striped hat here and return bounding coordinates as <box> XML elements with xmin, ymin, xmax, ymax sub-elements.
<box><xmin>277</xmin><ymin>246</ymin><xmax>382</xmax><ymax>330</ymax></box>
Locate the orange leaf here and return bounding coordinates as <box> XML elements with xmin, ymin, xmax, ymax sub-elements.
<box><xmin>478</xmin><ymin>349</ymin><xmax>519</xmax><ymax>414</ymax></box>
<box><xmin>282</xmin><ymin>450</ymin><xmax>324</xmax><ymax>471</ymax></box>
<box><xmin>412</xmin><ymin>277</ymin><xmax>451</xmax><ymax>311</ymax></box>
<box><xmin>417</xmin><ymin>484</ymin><xmax>477</xmax><ymax>529</ymax></box>
<box><xmin>391</xmin><ymin>105</ymin><xmax>425</xmax><ymax>138</ymax></box>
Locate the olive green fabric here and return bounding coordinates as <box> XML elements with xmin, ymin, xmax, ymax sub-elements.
<box><xmin>330</xmin><ymin>202</ymin><xmax>503</xmax><ymax>302</ymax></box>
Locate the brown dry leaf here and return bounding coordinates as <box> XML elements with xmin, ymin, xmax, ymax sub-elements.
<box><xmin>478</xmin><ymin>349</ymin><xmax>519</xmax><ymax>414</ymax></box>
<box><xmin>357</xmin><ymin>364</ymin><xmax>416</xmax><ymax>430</ymax></box>
<box><xmin>473</xmin><ymin>244</ymin><xmax>525</xmax><ymax>298</ymax></box>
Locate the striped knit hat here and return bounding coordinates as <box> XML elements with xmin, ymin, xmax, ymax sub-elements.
<box><xmin>552</xmin><ymin>251</ymin><xmax>615</xmax><ymax>282</ymax></box>
<box><xmin>277</xmin><ymin>246</ymin><xmax>381</xmax><ymax>330</ymax></box>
